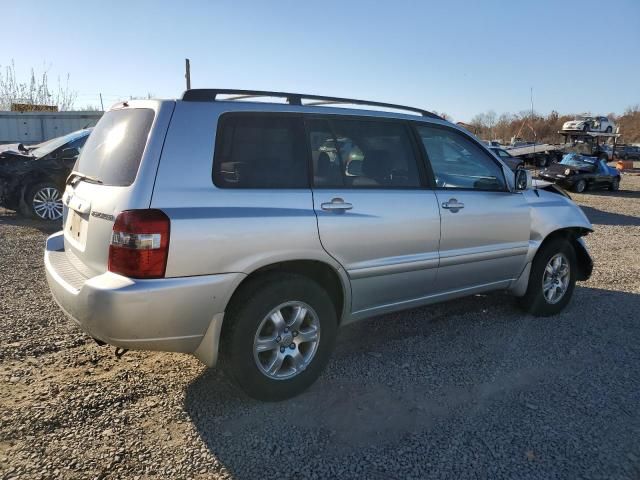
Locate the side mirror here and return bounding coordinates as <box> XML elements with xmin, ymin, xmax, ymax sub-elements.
<box><xmin>515</xmin><ymin>168</ymin><xmax>531</xmax><ymax>191</ymax></box>
<box><xmin>60</xmin><ymin>147</ymin><xmax>80</xmax><ymax>160</ymax></box>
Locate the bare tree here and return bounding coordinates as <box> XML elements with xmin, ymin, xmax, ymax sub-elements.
<box><xmin>484</xmin><ymin>110</ymin><xmax>497</xmax><ymax>139</ymax></box>
<box><xmin>0</xmin><ymin>60</ymin><xmax>77</xmax><ymax>111</ymax></box>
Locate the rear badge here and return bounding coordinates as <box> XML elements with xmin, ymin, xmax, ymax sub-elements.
<box><xmin>91</xmin><ymin>211</ymin><xmax>115</xmax><ymax>221</ymax></box>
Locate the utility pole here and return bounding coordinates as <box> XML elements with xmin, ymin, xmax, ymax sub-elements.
<box><xmin>185</xmin><ymin>59</ymin><xmax>191</xmax><ymax>90</ymax></box>
<box><xmin>99</xmin><ymin>93</ymin><xmax>104</xmax><ymax>111</ymax></box>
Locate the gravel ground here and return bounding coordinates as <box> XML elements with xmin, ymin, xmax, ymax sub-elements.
<box><xmin>1</xmin><ymin>176</ymin><xmax>640</xmax><ymax>479</ymax></box>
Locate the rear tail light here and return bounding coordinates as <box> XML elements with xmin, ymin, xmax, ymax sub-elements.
<box><xmin>108</xmin><ymin>209</ymin><xmax>170</xmax><ymax>279</ymax></box>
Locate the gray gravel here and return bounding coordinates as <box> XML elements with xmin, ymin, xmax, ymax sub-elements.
<box><xmin>1</xmin><ymin>176</ymin><xmax>640</xmax><ymax>480</ymax></box>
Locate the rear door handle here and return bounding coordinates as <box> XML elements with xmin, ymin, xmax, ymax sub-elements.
<box><xmin>442</xmin><ymin>199</ymin><xmax>464</xmax><ymax>212</ymax></box>
<box><xmin>321</xmin><ymin>198</ymin><xmax>353</xmax><ymax>212</ymax></box>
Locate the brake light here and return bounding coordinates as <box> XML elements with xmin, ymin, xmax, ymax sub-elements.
<box><xmin>108</xmin><ymin>209</ymin><xmax>170</xmax><ymax>279</ymax></box>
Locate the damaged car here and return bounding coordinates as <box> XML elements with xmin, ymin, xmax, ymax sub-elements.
<box><xmin>538</xmin><ymin>153</ymin><xmax>620</xmax><ymax>193</ymax></box>
<box><xmin>562</xmin><ymin>115</ymin><xmax>615</xmax><ymax>133</ymax></box>
<box><xmin>0</xmin><ymin>129</ymin><xmax>92</xmax><ymax>221</ymax></box>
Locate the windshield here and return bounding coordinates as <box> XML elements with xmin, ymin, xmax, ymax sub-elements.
<box><xmin>560</xmin><ymin>153</ymin><xmax>596</xmax><ymax>168</ymax></box>
<box><xmin>74</xmin><ymin>108</ymin><xmax>154</xmax><ymax>186</ymax></box>
<box><xmin>30</xmin><ymin>130</ymin><xmax>89</xmax><ymax>158</ymax></box>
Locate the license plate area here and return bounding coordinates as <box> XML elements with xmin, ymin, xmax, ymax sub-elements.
<box><xmin>65</xmin><ymin>210</ymin><xmax>89</xmax><ymax>249</ymax></box>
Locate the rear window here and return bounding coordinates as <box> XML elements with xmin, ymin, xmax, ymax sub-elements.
<box><xmin>213</xmin><ymin>114</ymin><xmax>308</xmax><ymax>188</ymax></box>
<box><xmin>74</xmin><ymin>108</ymin><xmax>154</xmax><ymax>186</ymax></box>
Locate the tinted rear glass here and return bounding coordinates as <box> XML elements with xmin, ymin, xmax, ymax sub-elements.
<box><xmin>74</xmin><ymin>108</ymin><xmax>154</xmax><ymax>186</ymax></box>
<box><xmin>213</xmin><ymin>114</ymin><xmax>308</xmax><ymax>188</ymax></box>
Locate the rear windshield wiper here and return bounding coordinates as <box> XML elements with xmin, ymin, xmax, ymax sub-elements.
<box><xmin>67</xmin><ymin>172</ymin><xmax>103</xmax><ymax>186</ymax></box>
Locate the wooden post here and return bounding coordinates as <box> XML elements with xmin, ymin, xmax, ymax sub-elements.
<box><xmin>185</xmin><ymin>59</ymin><xmax>191</xmax><ymax>90</ymax></box>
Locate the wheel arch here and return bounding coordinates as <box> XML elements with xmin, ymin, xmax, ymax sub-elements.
<box><xmin>224</xmin><ymin>259</ymin><xmax>350</xmax><ymax>326</ymax></box>
<box><xmin>536</xmin><ymin>228</ymin><xmax>593</xmax><ymax>281</ymax></box>
<box><xmin>20</xmin><ymin>175</ymin><xmax>66</xmax><ymax>218</ymax></box>
<box><xmin>511</xmin><ymin>226</ymin><xmax>593</xmax><ymax>296</ymax></box>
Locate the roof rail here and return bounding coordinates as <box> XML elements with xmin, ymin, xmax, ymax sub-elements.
<box><xmin>181</xmin><ymin>89</ymin><xmax>441</xmax><ymax>119</ymax></box>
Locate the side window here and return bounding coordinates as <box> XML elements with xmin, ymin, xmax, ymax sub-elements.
<box><xmin>213</xmin><ymin>114</ymin><xmax>307</xmax><ymax>188</ymax></box>
<box><xmin>416</xmin><ymin>125</ymin><xmax>507</xmax><ymax>191</ymax></box>
<box><xmin>307</xmin><ymin>118</ymin><xmax>421</xmax><ymax>188</ymax></box>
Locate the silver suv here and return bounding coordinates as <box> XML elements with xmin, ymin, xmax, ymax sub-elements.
<box><xmin>45</xmin><ymin>89</ymin><xmax>593</xmax><ymax>401</ymax></box>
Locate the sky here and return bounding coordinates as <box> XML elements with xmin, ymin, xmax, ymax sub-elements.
<box><xmin>5</xmin><ymin>0</ymin><xmax>640</xmax><ymax>122</ymax></box>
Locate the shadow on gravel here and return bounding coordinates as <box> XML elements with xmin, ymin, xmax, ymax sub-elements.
<box><xmin>0</xmin><ymin>209</ymin><xmax>60</xmax><ymax>234</ymax></box>
<box><xmin>584</xmin><ymin>187</ymin><xmax>640</xmax><ymax>200</ymax></box>
<box><xmin>580</xmin><ymin>205</ymin><xmax>640</xmax><ymax>226</ymax></box>
<box><xmin>183</xmin><ymin>287</ymin><xmax>640</xmax><ymax>478</ymax></box>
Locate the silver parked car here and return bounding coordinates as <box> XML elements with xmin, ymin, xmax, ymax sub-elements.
<box><xmin>45</xmin><ymin>89</ymin><xmax>593</xmax><ymax>401</ymax></box>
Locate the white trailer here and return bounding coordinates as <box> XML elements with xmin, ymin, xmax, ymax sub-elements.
<box><xmin>506</xmin><ymin>131</ymin><xmax>621</xmax><ymax>167</ymax></box>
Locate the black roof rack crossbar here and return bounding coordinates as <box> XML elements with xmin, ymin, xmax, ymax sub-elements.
<box><xmin>181</xmin><ymin>89</ymin><xmax>441</xmax><ymax>119</ymax></box>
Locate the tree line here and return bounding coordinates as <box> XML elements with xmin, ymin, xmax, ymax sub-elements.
<box><xmin>2</xmin><ymin>61</ymin><xmax>639</xmax><ymax>144</ymax></box>
<box><xmin>459</xmin><ymin>106</ymin><xmax>640</xmax><ymax>145</ymax></box>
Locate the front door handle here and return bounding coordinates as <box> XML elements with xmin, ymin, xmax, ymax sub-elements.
<box><xmin>442</xmin><ymin>198</ymin><xmax>464</xmax><ymax>212</ymax></box>
<box><xmin>321</xmin><ymin>198</ymin><xmax>353</xmax><ymax>212</ymax></box>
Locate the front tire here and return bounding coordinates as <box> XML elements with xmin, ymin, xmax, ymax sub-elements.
<box><xmin>518</xmin><ymin>238</ymin><xmax>577</xmax><ymax>316</ymax></box>
<box><xmin>573</xmin><ymin>179</ymin><xmax>587</xmax><ymax>193</ymax></box>
<box><xmin>221</xmin><ymin>273</ymin><xmax>338</xmax><ymax>401</ymax></box>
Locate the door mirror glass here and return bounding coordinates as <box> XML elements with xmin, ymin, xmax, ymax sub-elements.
<box><xmin>515</xmin><ymin>168</ymin><xmax>530</xmax><ymax>190</ymax></box>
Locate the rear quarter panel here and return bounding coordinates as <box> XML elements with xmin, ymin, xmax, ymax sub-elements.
<box><xmin>150</xmin><ymin>102</ymin><xmax>345</xmax><ymax>279</ymax></box>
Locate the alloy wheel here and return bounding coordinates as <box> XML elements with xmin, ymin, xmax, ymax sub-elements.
<box><xmin>253</xmin><ymin>301</ymin><xmax>321</xmax><ymax>380</ymax></box>
<box><xmin>542</xmin><ymin>253</ymin><xmax>570</xmax><ymax>304</ymax></box>
<box><xmin>32</xmin><ymin>187</ymin><xmax>63</xmax><ymax>220</ymax></box>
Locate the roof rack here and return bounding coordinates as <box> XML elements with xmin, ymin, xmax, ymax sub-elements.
<box><xmin>181</xmin><ymin>89</ymin><xmax>441</xmax><ymax>119</ymax></box>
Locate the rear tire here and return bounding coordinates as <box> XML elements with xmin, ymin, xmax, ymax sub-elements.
<box><xmin>518</xmin><ymin>238</ymin><xmax>577</xmax><ymax>317</ymax></box>
<box><xmin>26</xmin><ymin>182</ymin><xmax>64</xmax><ymax>221</ymax></box>
<box><xmin>220</xmin><ymin>273</ymin><xmax>338</xmax><ymax>401</ymax></box>
<box><xmin>609</xmin><ymin>177</ymin><xmax>620</xmax><ymax>191</ymax></box>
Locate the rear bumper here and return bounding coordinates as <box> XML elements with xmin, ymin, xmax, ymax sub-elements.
<box><xmin>44</xmin><ymin>231</ymin><xmax>245</xmax><ymax>364</ymax></box>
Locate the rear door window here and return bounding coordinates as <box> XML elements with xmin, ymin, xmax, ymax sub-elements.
<box><xmin>307</xmin><ymin>118</ymin><xmax>421</xmax><ymax>188</ymax></box>
<box><xmin>213</xmin><ymin>114</ymin><xmax>308</xmax><ymax>188</ymax></box>
<box><xmin>74</xmin><ymin>108</ymin><xmax>154</xmax><ymax>186</ymax></box>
